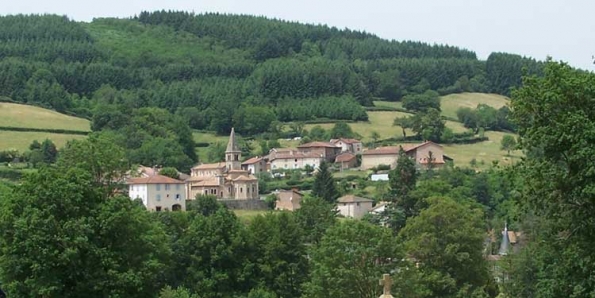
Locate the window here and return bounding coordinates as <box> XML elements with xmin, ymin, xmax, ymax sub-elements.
<box><xmin>156</xmin><ymin>194</ymin><xmax>161</xmax><ymax>201</ymax></box>
<box><xmin>247</xmin><ymin>187</ymin><xmax>250</xmax><ymax>194</ymax></box>
<box><xmin>175</xmin><ymin>194</ymin><xmax>181</xmax><ymax>200</ymax></box>
<box><xmin>234</xmin><ymin>154</ymin><xmax>239</xmax><ymax>161</ymax></box>
<box><xmin>156</xmin><ymin>184</ymin><xmax>161</xmax><ymax>191</ymax></box>
<box><xmin>165</xmin><ymin>184</ymin><xmax>170</xmax><ymax>191</ymax></box>
<box><xmin>295</xmin><ymin>158</ymin><xmax>298</xmax><ymax>162</ymax></box>
<box><xmin>252</xmin><ymin>185</ymin><xmax>255</xmax><ymax>193</ymax></box>
<box><xmin>240</xmin><ymin>187</ymin><xmax>243</xmax><ymax>193</ymax></box>
<box><xmin>156</xmin><ymin>206</ymin><xmax>162</xmax><ymax>212</ymax></box>
<box><xmin>356</xmin><ymin>202</ymin><xmax>360</xmax><ymax>206</ymax></box>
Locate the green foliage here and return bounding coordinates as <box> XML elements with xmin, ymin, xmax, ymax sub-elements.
<box><xmin>159</xmin><ymin>286</ymin><xmax>199</xmax><ymax>298</ymax></box>
<box><xmin>399</xmin><ymin>197</ymin><xmax>497</xmax><ymax>297</ymax></box>
<box><xmin>303</xmin><ymin>220</ymin><xmax>401</xmax><ymax>298</ymax></box>
<box><xmin>0</xmin><ymin>167</ymin><xmax>171</xmax><ymax>297</ymax></box>
<box><xmin>186</xmin><ymin>194</ymin><xmax>223</xmax><ymax>216</ymax></box>
<box><xmin>402</xmin><ymin>90</ymin><xmax>441</xmax><ymax>112</ymax></box>
<box><xmin>295</xmin><ymin>196</ymin><xmax>338</xmax><ymax>244</ymax></box>
<box><xmin>312</xmin><ymin>161</ymin><xmax>339</xmax><ymax>203</ymax></box>
<box><xmin>507</xmin><ymin>61</ymin><xmax>595</xmax><ymax>296</ymax></box>
<box><xmin>329</xmin><ymin>121</ymin><xmax>359</xmax><ymax>139</ymax></box>
<box><xmin>159</xmin><ymin>167</ymin><xmax>180</xmax><ymax>179</ymax></box>
<box><xmin>500</xmin><ymin>135</ymin><xmax>517</xmax><ymax>156</ymax></box>
<box><xmin>248</xmin><ymin>212</ymin><xmax>308</xmax><ymax>297</ymax></box>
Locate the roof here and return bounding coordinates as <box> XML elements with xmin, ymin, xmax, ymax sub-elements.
<box><xmin>233</xmin><ymin>175</ymin><xmax>258</xmax><ymax>182</ymax></box>
<box><xmin>337</xmin><ymin>195</ymin><xmax>374</xmax><ymax>203</ymax></box>
<box><xmin>192</xmin><ymin>162</ymin><xmax>226</xmax><ymax>170</ymax></box>
<box><xmin>508</xmin><ymin>231</ymin><xmax>517</xmax><ymax>244</ymax></box>
<box><xmin>362</xmin><ymin>141</ymin><xmax>442</xmax><ymax>155</ymax></box>
<box><xmin>226</xmin><ymin>127</ymin><xmax>240</xmax><ymax>153</ymax></box>
<box><xmin>127</xmin><ymin>174</ymin><xmax>185</xmax><ymax>185</ymax></box>
<box><xmin>298</xmin><ymin>141</ymin><xmax>340</xmax><ymax>148</ymax></box>
<box><xmin>242</xmin><ymin>156</ymin><xmax>263</xmax><ymax>165</ymax></box>
<box><xmin>335</xmin><ymin>152</ymin><xmax>356</xmax><ymax>162</ymax></box>
<box><xmin>331</xmin><ymin>138</ymin><xmax>361</xmax><ymax>144</ymax></box>
<box><xmin>270</xmin><ymin>151</ymin><xmax>323</xmax><ymax>160</ymax></box>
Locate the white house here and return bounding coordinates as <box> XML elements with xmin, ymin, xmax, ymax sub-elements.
<box><xmin>127</xmin><ymin>175</ymin><xmax>186</xmax><ymax>212</ymax></box>
<box><xmin>336</xmin><ymin>195</ymin><xmax>374</xmax><ymax>219</ymax></box>
<box><xmin>330</xmin><ymin>138</ymin><xmax>363</xmax><ymax>155</ymax></box>
<box><xmin>241</xmin><ymin>156</ymin><xmax>266</xmax><ymax>174</ymax></box>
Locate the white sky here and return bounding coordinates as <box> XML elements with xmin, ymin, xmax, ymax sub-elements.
<box><xmin>2</xmin><ymin>0</ymin><xmax>594</xmax><ymax>70</ymax></box>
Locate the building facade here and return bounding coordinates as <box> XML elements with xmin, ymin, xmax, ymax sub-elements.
<box><xmin>274</xmin><ymin>189</ymin><xmax>303</xmax><ymax>211</ymax></box>
<box><xmin>361</xmin><ymin>141</ymin><xmax>449</xmax><ymax>170</ymax></box>
<box><xmin>185</xmin><ymin>128</ymin><xmax>259</xmax><ymax>200</ymax></box>
<box><xmin>297</xmin><ymin>142</ymin><xmax>342</xmax><ymax>162</ymax></box>
<box><xmin>337</xmin><ymin>195</ymin><xmax>374</xmax><ymax>219</ymax></box>
<box><xmin>127</xmin><ymin>175</ymin><xmax>186</xmax><ymax>211</ymax></box>
<box><xmin>331</xmin><ymin>138</ymin><xmax>363</xmax><ymax>155</ymax></box>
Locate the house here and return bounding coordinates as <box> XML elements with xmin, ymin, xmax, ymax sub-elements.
<box><xmin>274</xmin><ymin>189</ymin><xmax>303</xmax><ymax>211</ymax></box>
<box><xmin>297</xmin><ymin>141</ymin><xmax>342</xmax><ymax>162</ymax></box>
<box><xmin>331</xmin><ymin>138</ymin><xmax>363</xmax><ymax>155</ymax></box>
<box><xmin>185</xmin><ymin>128</ymin><xmax>259</xmax><ymax>200</ymax></box>
<box><xmin>361</xmin><ymin>141</ymin><xmax>449</xmax><ymax>170</ymax></box>
<box><xmin>337</xmin><ymin>195</ymin><xmax>374</xmax><ymax>219</ymax></box>
<box><xmin>132</xmin><ymin>165</ymin><xmax>190</xmax><ymax>181</ymax></box>
<box><xmin>242</xmin><ymin>156</ymin><xmax>266</xmax><ymax>175</ymax></box>
<box><xmin>267</xmin><ymin>148</ymin><xmax>323</xmax><ymax>171</ymax></box>
<box><xmin>127</xmin><ymin>175</ymin><xmax>186</xmax><ymax>212</ymax></box>
<box><xmin>335</xmin><ymin>152</ymin><xmax>357</xmax><ymax>170</ymax></box>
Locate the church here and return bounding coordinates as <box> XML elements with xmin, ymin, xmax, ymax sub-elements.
<box><xmin>185</xmin><ymin>128</ymin><xmax>259</xmax><ymax>200</ymax></box>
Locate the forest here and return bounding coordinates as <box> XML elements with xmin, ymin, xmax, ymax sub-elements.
<box><xmin>0</xmin><ymin>12</ymin><xmax>542</xmax><ymax>137</ymax></box>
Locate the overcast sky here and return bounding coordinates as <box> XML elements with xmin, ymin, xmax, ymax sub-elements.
<box><xmin>2</xmin><ymin>0</ymin><xmax>593</xmax><ymax>70</ymax></box>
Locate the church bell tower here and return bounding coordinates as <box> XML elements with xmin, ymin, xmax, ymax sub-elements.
<box><xmin>225</xmin><ymin>128</ymin><xmax>241</xmax><ymax>171</ymax></box>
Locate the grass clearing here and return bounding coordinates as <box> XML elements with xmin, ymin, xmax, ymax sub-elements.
<box><xmin>0</xmin><ymin>103</ymin><xmax>90</xmax><ymax>131</ymax></box>
<box><xmin>443</xmin><ymin>131</ymin><xmax>521</xmax><ymax>169</ymax></box>
<box><xmin>233</xmin><ymin>209</ymin><xmax>274</xmax><ymax>223</ymax></box>
<box><xmin>192</xmin><ymin>131</ymin><xmax>229</xmax><ymax>144</ymax></box>
<box><xmin>0</xmin><ymin>131</ymin><xmax>86</xmax><ymax>151</ymax></box>
<box><xmin>441</xmin><ymin>93</ymin><xmax>509</xmax><ymax>119</ymax></box>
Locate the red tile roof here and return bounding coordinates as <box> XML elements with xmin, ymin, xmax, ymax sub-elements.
<box><xmin>338</xmin><ymin>195</ymin><xmax>374</xmax><ymax>203</ymax></box>
<box><xmin>242</xmin><ymin>156</ymin><xmax>262</xmax><ymax>165</ymax></box>
<box><xmin>127</xmin><ymin>174</ymin><xmax>185</xmax><ymax>184</ymax></box>
<box><xmin>298</xmin><ymin>141</ymin><xmax>340</xmax><ymax>148</ymax></box>
<box><xmin>331</xmin><ymin>138</ymin><xmax>361</xmax><ymax>144</ymax></box>
<box><xmin>335</xmin><ymin>152</ymin><xmax>356</xmax><ymax>162</ymax></box>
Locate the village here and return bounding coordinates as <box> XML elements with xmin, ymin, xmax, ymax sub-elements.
<box><xmin>125</xmin><ymin>127</ymin><xmax>452</xmax><ymax>218</ymax></box>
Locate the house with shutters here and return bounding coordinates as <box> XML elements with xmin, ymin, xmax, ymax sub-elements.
<box><xmin>185</xmin><ymin>128</ymin><xmax>259</xmax><ymax>200</ymax></box>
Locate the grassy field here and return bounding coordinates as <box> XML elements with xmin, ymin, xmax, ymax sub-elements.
<box><xmin>440</xmin><ymin>93</ymin><xmax>510</xmax><ymax>119</ymax></box>
<box><xmin>0</xmin><ymin>131</ymin><xmax>87</xmax><ymax>151</ymax></box>
<box><xmin>444</xmin><ymin>131</ymin><xmax>522</xmax><ymax>168</ymax></box>
<box><xmin>0</xmin><ymin>103</ymin><xmax>90</xmax><ymax>131</ymax></box>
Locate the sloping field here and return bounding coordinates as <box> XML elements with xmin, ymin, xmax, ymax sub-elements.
<box><xmin>440</xmin><ymin>93</ymin><xmax>510</xmax><ymax>119</ymax></box>
<box><xmin>443</xmin><ymin>131</ymin><xmax>521</xmax><ymax>168</ymax></box>
<box><xmin>0</xmin><ymin>131</ymin><xmax>86</xmax><ymax>151</ymax></box>
<box><xmin>0</xmin><ymin>103</ymin><xmax>90</xmax><ymax>131</ymax></box>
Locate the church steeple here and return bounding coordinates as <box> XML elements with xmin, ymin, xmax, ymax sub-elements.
<box><xmin>225</xmin><ymin>128</ymin><xmax>241</xmax><ymax>170</ymax></box>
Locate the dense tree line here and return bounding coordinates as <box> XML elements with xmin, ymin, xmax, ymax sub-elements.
<box><xmin>0</xmin><ymin>13</ymin><xmax>543</xmax><ymax>135</ymax></box>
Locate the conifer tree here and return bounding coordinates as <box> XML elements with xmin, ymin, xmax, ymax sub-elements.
<box><xmin>311</xmin><ymin>161</ymin><xmax>338</xmax><ymax>203</ymax></box>
<box><xmin>389</xmin><ymin>148</ymin><xmax>419</xmax><ymax>217</ymax></box>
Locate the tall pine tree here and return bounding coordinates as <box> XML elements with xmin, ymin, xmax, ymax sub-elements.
<box><xmin>311</xmin><ymin>161</ymin><xmax>339</xmax><ymax>203</ymax></box>
<box><xmin>389</xmin><ymin>148</ymin><xmax>419</xmax><ymax>218</ymax></box>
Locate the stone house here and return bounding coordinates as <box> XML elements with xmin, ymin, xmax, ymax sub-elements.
<box><xmin>361</xmin><ymin>141</ymin><xmax>449</xmax><ymax>170</ymax></box>
<box><xmin>185</xmin><ymin>128</ymin><xmax>259</xmax><ymax>200</ymax></box>
<box><xmin>335</xmin><ymin>152</ymin><xmax>357</xmax><ymax>170</ymax></box>
<box><xmin>330</xmin><ymin>138</ymin><xmax>363</xmax><ymax>155</ymax></box>
<box><xmin>267</xmin><ymin>148</ymin><xmax>323</xmax><ymax>171</ymax></box>
<box><xmin>127</xmin><ymin>175</ymin><xmax>186</xmax><ymax>212</ymax></box>
<box><xmin>242</xmin><ymin>156</ymin><xmax>266</xmax><ymax>174</ymax></box>
<box><xmin>274</xmin><ymin>189</ymin><xmax>303</xmax><ymax>211</ymax></box>
<box><xmin>297</xmin><ymin>141</ymin><xmax>342</xmax><ymax>162</ymax></box>
<box><xmin>337</xmin><ymin>195</ymin><xmax>374</xmax><ymax>219</ymax></box>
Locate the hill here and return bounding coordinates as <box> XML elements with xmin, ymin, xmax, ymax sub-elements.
<box><xmin>0</xmin><ymin>13</ymin><xmax>543</xmax><ymax>136</ymax></box>
<box><xmin>440</xmin><ymin>93</ymin><xmax>509</xmax><ymax>119</ymax></box>
<box><xmin>0</xmin><ymin>102</ymin><xmax>90</xmax><ymax>131</ymax></box>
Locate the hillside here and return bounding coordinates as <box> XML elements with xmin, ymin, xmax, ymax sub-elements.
<box><xmin>440</xmin><ymin>93</ymin><xmax>509</xmax><ymax>119</ymax></box>
<box><xmin>0</xmin><ymin>13</ymin><xmax>543</xmax><ymax>136</ymax></box>
<box><xmin>0</xmin><ymin>102</ymin><xmax>90</xmax><ymax>131</ymax></box>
